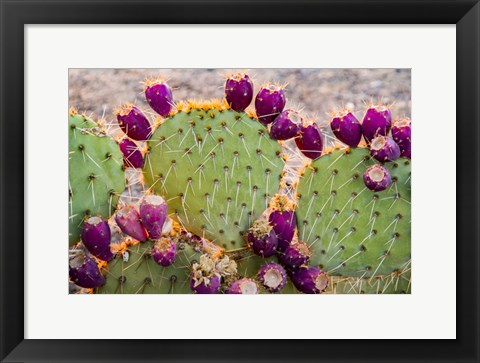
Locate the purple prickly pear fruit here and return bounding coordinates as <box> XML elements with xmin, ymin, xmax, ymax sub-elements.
<box><xmin>152</xmin><ymin>237</ymin><xmax>177</xmax><ymax>267</ymax></box>
<box><xmin>278</xmin><ymin>241</ymin><xmax>311</xmax><ymax>270</ymax></box>
<box><xmin>139</xmin><ymin>195</ymin><xmax>167</xmax><ymax>239</ymax></box>
<box><xmin>144</xmin><ymin>79</ymin><xmax>174</xmax><ymax>117</ymax></box>
<box><xmin>115</xmin><ymin>205</ymin><xmax>148</xmax><ymax>242</ymax></box>
<box><xmin>362</xmin><ymin>105</ymin><xmax>392</xmax><ymax>143</ymax></box>
<box><xmin>270</xmin><ymin>109</ymin><xmax>303</xmax><ymax>140</ymax></box>
<box><xmin>247</xmin><ymin>219</ymin><xmax>278</xmax><ymax>257</ymax></box>
<box><xmin>257</xmin><ymin>262</ymin><xmax>287</xmax><ymax>293</ymax></box>
<box><xmin>190</xmin><ymin>255</ymin><xmax>221</xmax><ymax>294</ymax></box>
<box><xmin>254</xmin><ymin>84</ymin><xmax>286</xmax><ymax>124</ymax></box>
<box><xmin>226</xmin><ymin>278</ymin><xmax>259</xmax><ymax>294</ymax></box>
<box><xmin>330</xmin><ymin>110</ymin><xmax>362</xmax><ymax>147</ymax></box>
<box><xmin>295</xmin><ymin>122</ymin><xmax>323</xmax><ymax>160</ymax></box>
<box><xmin>190</xmin><ymin>274</ymin><xmax>221</xmax><ymax>294</ymax></box>
<box><xmin>392</xmin><ymin>117</ymin><xmax>411</xmax><ymax>159</ymax></box>
<box><xmin>81</xmin><ymin>216</ymin><xmax>113</xmax><ymax>261</ymax></box>
<box><xmin>268</xmin><ymin>194</ymin><xmax>296</xmax><ymax>253</ymax></box>
<box><xmin>119</xmin><ymin>138</ymin><xmax>144</xmax><ymax>168</ymax></box>
<box><xmin>69</xmin><ymin>253</ymin><xmax>105</xmax><ymax>288</ymax></box>
<box><xmin>370</xmin><ymin>135</ymin><xmax>401</xmax><ymax>162</ymax></box>
<box><xmin>116</xmin><ymin>104</ymin><xmax>152</xmax><ymax>141</ymax></box>
<box><xmin>363</xmin><ymin>164</ymin><xmax>392</xmax><ymax>191</ymax></box>
<box><xmin>289</xmin><ymin>266</ymin><xmax>329</xmax><ymax>294</ymax></box>
<box><xmin>225</xmin><ymin>73</ymin><xmax>253</xmax><ymax>112</ymax></box>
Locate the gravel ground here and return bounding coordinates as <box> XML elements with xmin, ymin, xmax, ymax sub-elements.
<box><xmin>69</xmin><ymin>68</ymin><xmax>411</xmax><ymax>124</ymax></box>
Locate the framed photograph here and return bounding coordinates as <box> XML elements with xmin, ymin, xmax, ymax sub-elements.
<box><xmin>1</xmin><ymin>0</ymin><xmax>478</xmax><ymax>362</ymax></box>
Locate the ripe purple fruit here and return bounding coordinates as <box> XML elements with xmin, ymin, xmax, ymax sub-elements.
<box><xmin>289</xmin><ymin>266</ymin><xmax>329</xmax><ymax>294</ymax></box>
<box><xmin>118</xmin><ymin>138</ymin><xmax>144</xmax><ymax>168</ymax></box>
<box><xmin>152</xmin><ymin>237</ymin><xmax>177</xmax><ymax>267</ymax></box>
<box><xmin>268</xmin><ymin>194</ymin><xmax>296</xmax><ymax>253</ymax></box>
<box><xmin>190</xmin><ymin>255</ymin><xmax>222</xmax><ymax>294</ymax></box>
<box><xmin>362</xmin><ymin>105</ymin><xmax>392</xmax><ymax>143</ymax></box>
<box><xmin>392</xmin><ymin>117</ymin><xmax>411</xmax><ymax>159</ymax></box>
<box><xmin>363</xmin><ymin>164</ymin><xmax>392</xmax><ymax>191</ymax></box>
<box><xmin>295</xmin><ymin>122</ymin><xmax>323</xmax><ymax>160</ymax></box>
<box><xmin>144</xmin><ymin>79</ymin><xmax>174</xmax><ymax>117</ymax></box>
<box><xmin>278</xmin><ymin>241</ymin><xmax>311</xmax><ymax>270</ymax></box>
<box><xmin>255</xmin><ymin>84</ymin><xmax>286</xmax><ymax>124</ymax></box>
<box><xmin>69</xmin><ymin>253</ymin><xmax>105</xmax><ymax>288</ymax></box>
<box><xmin>370</xmin><ymin>135</ymin><xmax>401</xmax><ymax>162</ymax></box>
<box><xmin>81</xmin><ymin>216</ymin><xmax>113</xmax><ymax>261</ymax></box>
<box><xmin>225</xmin><ymin>73</ymin><xmax>253</xmax><ymax>112</ymax></box>
<box><xmin>270</xmin><ymin>109</ymin><xmax>303</xmax><ymax>140</ymax></box>
<box><xmin>139</xmin><ymin>194</ymin><xmax>167</xmax><ymax>240</ymax></box>
<box><xmin>330</xmin><ymin>110</ymin><xmax>362</xmax><ymax>147</ymax></box>
<box><xmin>116</xmin><ymin>104</ymin><xmax>152</xmax><ymax>141</ymax></box>
<box><xmin>257</xmin><ymin>262</ymin><xmax>287</xmax><ymax>293</ymax></box>
<box><xmin>226</xmin><ymin>278</ymin><xmax>259</xmax><ymax>294</ymax></box>
<box><xmin>115</xmin><ymin>205</ymin><xmax>148</xmax><ymax>242</ymax></box>
<box><xmin>190</xmin><ymin>274</ymin><xmax>221</xmax><ymax>294</ymax></box>
<box><xmin>247</xmin><ymin>219</ymin><xmax>278</xmax><ymax>257</ymax></box>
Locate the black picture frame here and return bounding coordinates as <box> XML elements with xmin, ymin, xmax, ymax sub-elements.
<box><xmin>1</xmin><ymin>0</ymin><xmax>478</xmax><ymax>362</ymax></box>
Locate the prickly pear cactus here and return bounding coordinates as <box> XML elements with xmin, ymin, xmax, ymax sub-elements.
<box><xmin>68</xmin><ymin>110</ymin><xmax>126</xmax><ymax>245</ymax></box>
<box><xmin>97</xmin><ymin>240</ymin><xmax>200</xmax><ymax>294</ymax></box>
<box><xmin>143</xmin><ymin>101</ymin><xmax>284</xmax><ymax>250</ymax></box>
<box><xmin>296</xmin><ymin>147</ymin><xmax>411</xmax><ymax>278</ymax></box>
<box><xmin>69</xmin><ymin>71</ymin><xmax>412</xmax><ymax>295</ymax></box>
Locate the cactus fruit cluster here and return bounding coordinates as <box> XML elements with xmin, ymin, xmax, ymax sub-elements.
<box><xmin>69</xmin><ymin>71</ymin><xmax>411</xmax><ymax>294</ymax></box>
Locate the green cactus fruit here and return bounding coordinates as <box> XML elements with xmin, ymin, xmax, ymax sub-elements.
<box><xmin>143</xmin><ymin>102</ymin><xmax>285</xmax><ymax>251</ymax></box>
<box><xmin>69</xmin><ymin>111</ymin><xmax>126</xmax><ymax>245</ymax></box>
<box><xmin>97</xmin><ymin>240</ymin><xmax>200</xmax><ymax>294</ymax></box>
<box><xmin>296</xmin><ymin>147</ymin><xmax>411</xmax><ymax>278</ymax></box>
<box><xmin>330</xmin><ymin>268</ymin><xmax>411</xmax><ymax>294</ymax></box>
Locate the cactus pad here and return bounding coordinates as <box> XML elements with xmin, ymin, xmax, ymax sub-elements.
<box><xmin>296</xmin><ymin>148</ymin><xmax>411</xmax><ymax>278</ymax></box>
<box><xmin>143</xmin><ymin>105</ymin><xmax>284</xmax><ymax>251</ymax></box>
<box><xmin>97</xmin><ymin>240</ymin><xmax>200</xmax><ymax>294</ymax></box>
<box><xmin>69</xmin><ymin>113</ymin><xmax>126</xmax><ymax>245</ymax></box>
<box><xmin>329</xmin><ymin>269</ymin><xmax>411</xmax><ymax>294</ymax></box>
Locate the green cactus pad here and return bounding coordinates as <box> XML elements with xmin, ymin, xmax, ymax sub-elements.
<box><xmin>296</xmin><ymin>148</ymin><xmax>411</xmax><ymax>278</ymax></box>
<box><xmin>329</xmin><ymin>268</ymin><xmax>411</xmax><ymax>294</ymax></box>
<box><xmin>143</xmin><ymin>107</ymin><xmax>284</xmax><ymax>251</ymax></box>
<box><xmin>97</xmin><ymin>241</ymin><xmax>200</xmax><ymax>294</ymax></box>
<box><xmin>69</xmin><ymin>113</ymin><xmax>126</xmax><ymax>245</ymax></box>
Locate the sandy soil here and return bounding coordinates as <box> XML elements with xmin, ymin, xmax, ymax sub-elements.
<box><xmin>69</xmin><ymin>68</ymin><xmax>411</xmax><ymax>124</ymax></box>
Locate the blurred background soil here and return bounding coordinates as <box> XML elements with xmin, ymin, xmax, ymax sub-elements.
<box><xmin>69</xmin><ymin>68</ymin><xmax>411</xmax><ymax>124</ymax></box>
